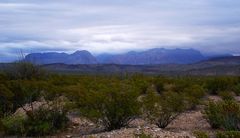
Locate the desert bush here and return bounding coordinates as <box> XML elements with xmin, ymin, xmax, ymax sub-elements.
<box><xmin>0</xmin><ymin>119</ymin><xmax>3</xmax><ymax>135</ymax></box>
<box><xmin>193</xmin><ymin>131</ymin><xmax>209</xmax><ymax>138</ymax></box>
<box><xmin>233</xmin><ymin>84</ymin><xmax>240</xmax><ymax>96</ymax></box>
<box><xmin>204</xmin><ymin>101</ymin><xmax>222</xmax><ymax>128</ymax></box>
<box><xmin>1</xmin><ymin>115</ymin><xmax>25</xmax><ymax>135</ymax></box>
<box><xmin>219</xmin><ymin>91</ymin><xmax>234</xmax><ymax>101</ymax></box>
<box><xmin>129</xmin><ymin>74</ymin><xmax>151</xmax><ymax>94</ymax></box>
<box><xmin>135</xmin><ymin>131</ymin><xmax>152</xmax><ymax>138</ymax></box>
<box><xmin>0</xmin><ymin>84</ymin><xmax>14</xmax><ymax>117</ymax></box>
<box><xmin>1</xmin><ymin>103</ymin><xmax>69</xmax><ymax>136</ymax></box>
<box><xmin>24</xmin><ymin>105</ymin><xmax>69</xmax><ymax>136</ymax></box>
<box><xmin>142</xmin><ymin>87</ymin><xmax>185</xmax><ymax>128</ymax></box>
<box><xmin>205</xmin><ymin>77</ymin><xmax>236</xmax><ymax>95</ymax></box>
<box><xmin>5</xmin><ymin>80</ymin><xmax>44</xmax><ymax>114</ymax></box>
<box><xmin>183</xmin><ymin>85</ymin><xmax>205</xmax><ymax>110</ymax></box>
<box><xmin>156</xmin><ymin>91</ymin><xmax>185</xmax><ymax>128</ymax></box>
<box><xmin>154</xmin><ymin>76</ymin><xmax>168</xmax><ymax>93</ymax></box>
<box><xmin>216</xmin><ymin>131</ymin><xmax>240</xmax><ymax>138</ymax></box>
<box><xmin>76</xmin><ymin>81</ymin><xmax>141</xmax><ymax>131</ymax></box>
<box><xmin>5</xmin><ymin>61</ymin><xmax>46</xmax><ymax>80</ymax></box>
<box><xmin>204</xmin><ymin>100</ymin><xmax>240</xmax><ymax>130</ymax></box>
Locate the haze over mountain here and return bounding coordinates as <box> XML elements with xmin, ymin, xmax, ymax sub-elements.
<box><xmin>25</xmin><ymin>50</ymin><xmax>97</xmax><ymax>65</ymax></box>
<box><xmin>25</xmin><ymin>48</ymin><xmax>206</xmax><ymax>65</ymax></box>
<box><xmin>37</xmin><ymin>56</ymin><xmax>240</xmax><ymax>76</ymax></box>
<box><xmin>97</xmin><ymin>48</ymin><xmax>205</xmax><ymax>65</ymax></box>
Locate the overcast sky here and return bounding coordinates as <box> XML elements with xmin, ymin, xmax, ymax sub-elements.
<box><xmin>0</xmin><ymin>0</ymin><xmax>240</xmax><ymax>62</ymax></box>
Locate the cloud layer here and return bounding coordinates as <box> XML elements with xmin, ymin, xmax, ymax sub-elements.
<box><xmin>1</xmin><ymin>0</ymin><xmax>240</xmax><ymax>62</ymax></box>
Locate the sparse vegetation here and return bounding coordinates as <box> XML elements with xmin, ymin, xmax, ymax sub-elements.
<box><xmin>219</xmin><ymin>91</ymin><xmax>234</xmax><ymax>101</ymax></box>
<box><xmin>135</xmin><ymin>131</ymin><xmax>152</xmax><ymax>138</ymax></box>
<box><xmin>204</xmin><ymin>100</ymin><xmax>240</xmax><ymax>130</ymax></box>
<box><xmin>193</xmin><ymin>131</ymin><xmax>209</xmax><ymax>138</ymax></box>
<box><xmin>1</xmin><ymin>62</ymin><xmax>240</xmax><ymax>136</ymax></box>
<box><xmin>142</xmin><ymin>86</ymin><xmax>185</xmax><ymax>128</ymax></box>
<box><xmin>74</xmin><ymin>80</ymin><xmax>141</xmax><ymax>131</ymax></box>
<box><xmin>216</xmin><ymin>131</ymin><xmax>240</xmax><ymax>138</ymax></box>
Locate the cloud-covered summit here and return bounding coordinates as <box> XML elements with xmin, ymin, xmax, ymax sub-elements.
<box><xmin>1</xmin><ymin>0</ymin><xmax>240</xmax><ymax>62</ymax></box>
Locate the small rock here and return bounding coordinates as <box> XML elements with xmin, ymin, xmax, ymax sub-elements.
<box><xmin>66</xmin><ymin>135</ymin><xmax>72</xmax><ymax>138</ymax></box>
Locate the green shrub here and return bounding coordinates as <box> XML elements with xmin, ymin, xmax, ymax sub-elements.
<box><xmin>142</xmin><ymin>88</ymin><xmax>184</xmax><ymax>128</ymax></box>
<box><xmin>154</xmin><ymin>77</ymin><xmax>167</xmax><ymax>93</ymax></box>
<box><xmin>204</xmin><ymin>101</ymin><xmax>222</xmax><ymax>128</ymax></box>
<box><xmin>183</xmin><ymin>85</ymin><xmax>205</xmax><ymax>110</ymax></box>
<box><xmin>77</xmin><ymin>81</ymin><xmax>141</xmax><ymax>131</ymax></box>
<box><xmin>205</xmin><ymin>77</ymin><xmax>235</xmax><ymax>95</ymax></box>
<box><xmin>193</xmin><ymin>131</ymin><xmax>209</xmax><ymax>138</ymax></box>
<box><xmin>233</xmin><ymin>84</ymin><xmax>240</xmax><ymax>96</ymax></box>
<box><xmin>0</xmin><ymin>84</ymin><xmax>14</xmax><ymax>117</ymax></box>
<box><xmin>1</xmin><ymin>103</ymin><xmax>68</xmax><ymax>136</ymax></box>
<box><xmin>24</xmin><ymin>106</ymin><xmax>68</xmax><ymax>136</ymax></box>
<box><xmin>129</xmin><ymin>74</ymin><xmax>151</xmax><ymax>94</ymax></box>
<box><xmin>216</xmin><ymin>131</ymin><xmax>240</xmax><ymax>138</ymax></box>
<box><xmin>5</xmin><ymin>62</ymin><xmax>46</xmax><ymax>80</ymax></box>
<box><xmin>135</xmin><ymin>131</ymin><xmax>152</xmax><ymax>138</ymax></box>
<box><xmin>1</xmin><ymin>115</ymin><xmax>25</xmax><ymax>135</ymax></box>
<box><xmin>219</xmin><ymin>91</ymin><xmax>234</xmax><ymax>101</ymax></box>
<box><xmin>6</xmin><ymin>80</ymin><xmax>44</xmax><ymax>113</ymax></box>
<box><xmin>0</xmin><ymin>119</ymin><xmax>3</xmax><ymax>135</ymax></box>
<box><xmin>204</xmin><ymin>100</ymin><xmax>240</xmax><ymax>130</ymax></box>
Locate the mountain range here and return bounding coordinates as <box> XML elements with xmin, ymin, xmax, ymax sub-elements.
<box><xmin>25</xmin><ymin>48</ymin><xmax>206</xmax><ymax>65</ymax></box>
<box><xmin>40</xmin><ymin>56</ymin><xmax>240</xmax><ymax>76</ymax></box>
<box><xmin>1</xmin><ymin>55</ymin><xmax>240</xmax><ymax>76</ymax></box>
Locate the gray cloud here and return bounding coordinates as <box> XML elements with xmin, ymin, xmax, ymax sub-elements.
<box><xmin>0</xmin><ymin>0</ymin><xmax>240</xmax><ymax>62</ymax></box>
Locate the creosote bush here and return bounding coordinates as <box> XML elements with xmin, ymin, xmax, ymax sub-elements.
<box><xmin>5</xmin><ymin>61</ymin><xmax>46</xmax><ymax>80</ymax></box>
<box><xmin>219</xmin><ymin>91</ymin><xmax>234</xmax><ymax>101</ymax></box>
<box><xmin>1</xmin><ymin>69</ymin><xmax>240</xmax><ymax>136</ymax></box>
<box><xmin>183</xmin><ymin>84</ymin><xmax>205</xmax><ymax>110</ymax></box>
<box><xmin>193</xmin><ymin>131</ymin><xmax>209</xmax><ymax>138</ymax></box>
<box><xmin>204</xmin><ymin>100</ymin><xmax>240</xmax><ymax>130</ymax></box>
<box><xmin>216</xmin><ymin>131</ymin><xmax>240</xmax><ymax>138</ymax></box>
<box><xmin>76</xmin><ymin>80</ymin><xmax>141</xmax><ymax>131</ymax></box>
<box><xmin>142</xmin><ymin>86</ymin><xmax>185</xmax><ymax>128</ymax></box>
<box><xmin>1</xmin><ymin>104</ymin><xmax>69</xmax><ymax>136</ymax></box>
<box><xmin>205</xmin><ymin>77</ymin><xmax>236</xmax><ymax>95</ymax></box>
<box><xmin>1</xmin><ymin>115</ymin><xmax>25</xmax><ymax>135</ymax></box>
<box><xmin>233</xmin><ymin>84</ymin><xmax>240</xmax><ymax>96</ymax></box>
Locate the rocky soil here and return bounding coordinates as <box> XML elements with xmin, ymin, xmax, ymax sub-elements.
<box><xmin>13</xmin><ymin>96</ymin><xmax>223</xmax><ymax>138</ymax></box>
<box><xmin>59</xmin><ymin>108</ymin><xmax>211</xmax><ymax>138</ymax></box>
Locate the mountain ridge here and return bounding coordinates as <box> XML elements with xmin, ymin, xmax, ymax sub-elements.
<box><xmin>25</xmin><ymin>48</ymin><xmax>206</xmax><ymax>65</ymax></box>
<box><xmin>25</xmin><ymin>50</ymin><xmax>97</xmax><ymax>65</ymax></box>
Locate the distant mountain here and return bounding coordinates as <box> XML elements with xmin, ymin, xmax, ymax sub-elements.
<box><xmin>25</xmin><ymin>50</ymin><xmax>97</xmax><ymax>65</ymax></box>
<box><xmin>25</xmin><ymin>48</ymin><xmax>206</xmax><ymax>65</ymax></box>
<box><xmin>40</xmin><ymin>56</ymin><xmax>240</xmax><ymax>76</ymax></box>
<box><xmin>2</xmin><ymin>55</ymin><xmax>240</xmax><ymax>76</ymax></box>
<box><xmin>97</xmin><ymin>48</ymin><xmax>205</xmax><ymax>65</ymax></box>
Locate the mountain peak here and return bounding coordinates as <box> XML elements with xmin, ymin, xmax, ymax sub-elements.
<box><xmin>72</xmin><ymin>50</ymin><xmax>91</xmax><ymax>55</ymax></box>
<box><xmin>25</xmin><ymin>50</ymin><xmax>97</xmax><ymax>65</ymax></box>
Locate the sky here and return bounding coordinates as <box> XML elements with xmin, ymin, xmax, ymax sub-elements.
<box><xmin>0</xmin><ymin>0</ymin><xmax>240</xmax><ymax>62</ymax></box>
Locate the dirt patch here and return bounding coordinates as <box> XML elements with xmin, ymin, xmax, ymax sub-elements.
<box><xmin>84</xmin><ymin>126</ymin><xmax>195</xmax><ymax>138</ymax></box>
<box><xmin>166</xmin><ymin>110</ymin><xmax>211</xmax><ymax>132</ymax></box>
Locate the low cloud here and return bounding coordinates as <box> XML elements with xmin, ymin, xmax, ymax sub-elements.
<box><xmin>0</xmin><ymin>0</ymin><xmax>240</xmax><ymax>62</ymax></box>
